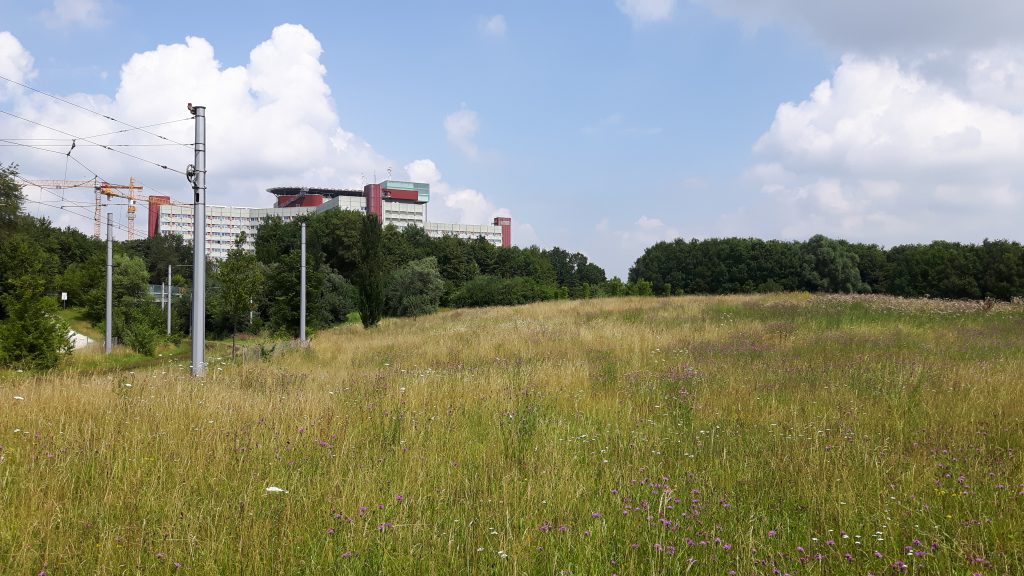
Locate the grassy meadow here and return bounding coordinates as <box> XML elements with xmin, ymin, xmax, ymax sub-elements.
<box><xmin>2</xmin><ymin>293</ymin><xmax>1023</xmax><ymax>574</ymax></box>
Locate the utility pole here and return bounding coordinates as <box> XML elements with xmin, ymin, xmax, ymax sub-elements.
<box><xmin>188</xmin><ymin>103</ymin><xmax>206</xmax><ymax>376</ymax></box>
<box><xmin>300</xmin><ymin>221</ymin><xmax>307</xmax><ymax>346</ymax></box>
<box><xmin>167</xmin><ymin>264</ymin><xmax>172</xmax><ymax>336</ymax></box>
<box><xmin>104</xmin><ymin>213</ymin><xmax>113</xmax><ymax>354</ymax></box>
<box><xmin>161</xmin><ymin>282</ymin><xmax>166</xmax><ymax>311</ymax></box>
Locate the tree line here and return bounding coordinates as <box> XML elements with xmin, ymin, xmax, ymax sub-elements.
<box><xmin>629</xmin><ymin>234</ymin><xmax>1024</xmax><ymax>300</ymax></box>
<box><xmin>1</xmin><ymin>164</ymin><xmax>647</xmax><ymax>369</ymax></box>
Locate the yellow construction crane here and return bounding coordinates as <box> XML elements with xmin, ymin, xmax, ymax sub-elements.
<box><xmin>19</xmin><ymin>177</ymin><xmax>146</xmax><ymax>239</ymax></box>
<box><xmin>95</xmin><ymin>178</ymin><xmax>144</xmax><ymax>240</ymax></box>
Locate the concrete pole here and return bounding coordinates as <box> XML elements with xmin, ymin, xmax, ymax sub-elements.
<box><xmin>104</xmin><ymin>213</ymin><xmax>113</xmax><ymax>354</ymax></box>
<box><xmin>300</xmin><ymin>221</ymin><xmax>307</xmax><ymax>346</ymax></box>
<box><xmin>191</xmin><ymin>105</ymin><xmax>206</xmax><ymax>376</ymax></box>
<box><xmin>161</xmin><ymin>282</ymin><xmax>166</xmax><ymax>311</ymax></box>
<box><xmin>167</xmin><ymin>264</ymin><xmax>172</xmax><ymax>336</ymax></box>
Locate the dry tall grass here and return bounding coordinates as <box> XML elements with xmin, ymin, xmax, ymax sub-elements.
<box><xmin>2</xmin><ymin>294</ymin><xmax>1023</xmax><ymax>574</ymax></box>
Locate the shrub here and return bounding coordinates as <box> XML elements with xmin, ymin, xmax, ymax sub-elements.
<box><xmin>384</xmin><ymin>257</ymin><xmax>444</xmax><ymax>317</ymax></box>
<box><xmin>0</xmin><ymin>277</ymin><xmax>72</xmax><ymax>370</ymax></box>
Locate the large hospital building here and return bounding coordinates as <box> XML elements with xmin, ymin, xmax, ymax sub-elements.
<box><xmin>148</xmin><ymin>180</ymin><xmax>512</xmax><ymax>260</ymax></box>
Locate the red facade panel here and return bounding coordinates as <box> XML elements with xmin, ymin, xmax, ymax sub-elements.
<box><xmin>148</xmin><ymin>195</ymin><xmax>171</xmax><ymax>238</ymax></box>
<box><xmin>365</xmin><ymin>184</ymin><xmax>383</xmax><ymax>222</ymax></box>
<box><xmin>275</xmin><ymin>194</ymin><xmax>325</xmax><ymax>208</ymax></box>
<box><xmin>383</xmin><ymin>189</ymin><xmax>418</xmax><ymax>201</ymax></box>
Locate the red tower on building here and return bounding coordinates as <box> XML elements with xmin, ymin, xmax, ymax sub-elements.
<box><xmin>493</xmin><ymin>216</ymin><xmax>512</xmax><ymax>248</ymax></box>
<box><xmin>148</xmin><ymin>195</ymin><xmax>171</xmax><ymax>238</ymax></box>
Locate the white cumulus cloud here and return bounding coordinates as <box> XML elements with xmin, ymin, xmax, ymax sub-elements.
<box><xmin>617</xmin><ymin>0</ymin><xmax>676</xmax><ymax>24</ymax></box>
<box><xmin>0</xmin><ymin>32</ymin><xmax>36</xmax><ymax>91</ymax></box>
<box><xmin>404</xmin><ymin>159</ymin><xmax>512</xmax><ymax>228</ymax></box>
<box><xmin>444</xmin><ymin>107</ymin><xmax>480</xmax><ymax>159</ymax></box>
<box><xmin>1</xmin><ymin>25</ymin><xmax>506</xmax><ymax>238</ymax></box>
<box><xmin>480</xmin><ymin>15</ymin><xmax>507</xmax><ymax>38</ymax></box>
<box><xmin>742</xmin><ymin>55</ymin><xmax>1024</xmax><ymax>244</ymax></box>
<box><xmin>44</xmin><ymin>0</ymin><xmax>106</xmax><ymax>28</ymax></box>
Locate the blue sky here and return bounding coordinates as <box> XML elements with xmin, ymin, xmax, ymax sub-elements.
<box><xmin>3</xmin><ymin>0</ymin><xmax>1024</xmax><ymax>278</ymax></box>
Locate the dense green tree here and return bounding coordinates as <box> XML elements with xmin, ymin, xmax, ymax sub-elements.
<box><xmin>846</xmin><ymin>243</ymin><xmax>887</xmax><ymax>293</ymax></box>
<box><xmin>253</xmin><ymin>216</ymin><xmax>295</xmax><ymax>263</ymax></box>
<box><xmin>0</xmin><ymin>163</ymin><xmax>22</xmax><ymax>230</ymax></box>
<box><xmin>384</xmin><ymin>257</ymin><xmax>445</xmax><ymax>317</ymax></box>
<box><xmin>83</xmin><ymin>253</ymin><xmax>149</xmax><ymax>323</ymax></box>
<box><xmin>0</xmin><ymin>276</ymin><xmax>72</xmax><ymax>370</ymax></box>
<box><xmin>211</xmin><ymin>246</ymin><xmax>265</xmax><ymax>347</ymax></box>
<box><xmin>0</xmin><ymin>229</ymin><xmax>59</xmax><ymax>318</ymax></box>
<box><xmin>312</xmin><ymin>269</ymin><xmax>358</xmax><ymax>326</ymax></box>
<box><xmin>357</xmin><ymin>214</ymin><xmax>385</xmax><ymax>328</ymax></box>
<box><xmin>313</xmin><ymin>209</ymin><xmax>363</xmax><ymax>278</ymax></box>
<box><xmin>605</xmin><ymin>277</ymin><xmax>626</xmax><ymax>296</ymax></box>
<box><xmin>800</xmin><ymin>235</ymin><xmax>868</xmax><ymax>293</ymax></box>
<box><xmin>123</xmin><ymin>232</ymin><xmax>191</xmax><ymax>284</ymax></box>
<box><xmin>468</xmin><ymin>236</ymin><xmax>497</xmax><ymax>275</ymax></box>
<box><xmin>451</xmin><ymin>275</ymin><xmax>560</xmax><ymax>307</ymax></box>
<box><xmin>977</xmin><ymin>240</ymin><xmax>1024</xmax><ymax>301</ymax></box>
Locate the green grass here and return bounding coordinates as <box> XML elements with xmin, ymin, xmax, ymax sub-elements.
<box><xmin>55</xmin><ymin>306</ymin><xmax>102</xmax><ymax>340</ymax></box>
<box><xmin>2</xmin><ymin>293</ymin><xmax>1023</xmax><ymax>574</ymax></box>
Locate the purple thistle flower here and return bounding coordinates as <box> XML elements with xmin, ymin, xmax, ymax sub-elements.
<box><xmin>327</xmin><ymin>528</ymin><xmax>335</xmax><ymax>535</ymax></box>
<box><xmin>768</xmin><ymin>530</ymin><xmax>777</xmax><ymax>537</ymax></box>
<box><xmin>395</xmin><ymin>494</ymin><xmax>405</xmax><ymax>503</ymax></box>
<box><xmin>591</xmin><ymin>512</ymin><xmax>602</xmax><ymax>518</ymax></box>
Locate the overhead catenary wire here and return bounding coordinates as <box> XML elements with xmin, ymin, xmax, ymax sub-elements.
<box><xmin>0</xmin><ymin>73</ymin><xmax>192</xmax><ymax>147</ymax></box>
<box><xmin>1</xmin><ymin>138</ymin><xmax>108</xmax><ymax>181</ymax></box>
<box><xmin>18</xmin><ymin>174</ymin><xmax>194</xmax><ymax>212</ymax></box>
<box><xmin>82</xmin><ymin>117</ymin><xmax>193</xmax><ymax>141</ymax></box>
<box><xmin>0</xmin><ymin>142</ymin><xmax>192</xmax><ymax>147</ymax></box>
<box><xmin>19</xmin><ymin>195</ymin><xmax>134</xmax><ymax>235</ymax></box>
<box><xmin>0</xmin><ymin>109</ymin><xmax>187</xmax><ymax>175</ymax></box>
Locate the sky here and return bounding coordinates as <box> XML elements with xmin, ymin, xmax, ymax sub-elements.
<box><xmin>3</xmin><ymin>0</ymin><xmax>1024</xmax><ymax>278</ymax></box>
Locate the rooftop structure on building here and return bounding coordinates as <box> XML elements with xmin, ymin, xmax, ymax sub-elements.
<box><xmin>149</xmin><ymin>180</ymin><xmax>510</xmax><ymax>259</ymax></box>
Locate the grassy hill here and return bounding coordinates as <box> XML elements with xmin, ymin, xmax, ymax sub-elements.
<box><xmin>2</xmin><ymin>294</ymin><xmax>1023</xmax><ymax>574</ymax></box>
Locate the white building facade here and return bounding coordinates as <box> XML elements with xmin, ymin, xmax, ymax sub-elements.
<box><xmin>149</xmin><ymin>180</ymin><xmax>510</xmax><ymax>259</ymax></box>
